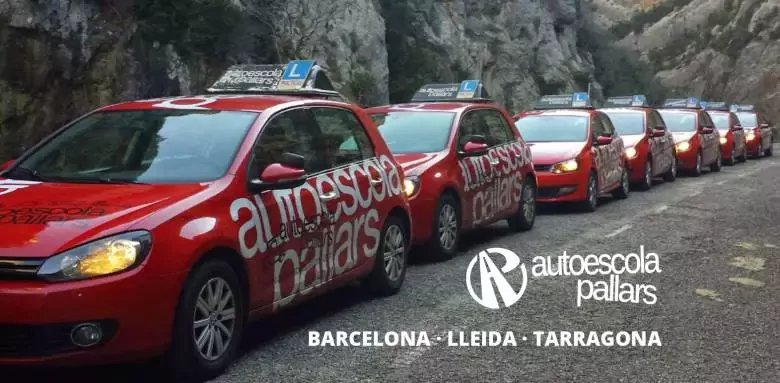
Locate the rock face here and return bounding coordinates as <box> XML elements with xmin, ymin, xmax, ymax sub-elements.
<box><xmin>0</xmin><ymin>0</ymin><xmax>598</xmax><ymax>161</ymax></box>
<box><xmin>594</xmin><ymin>0</ymin><xmax>780</xmax><ymax>121</ymax></box>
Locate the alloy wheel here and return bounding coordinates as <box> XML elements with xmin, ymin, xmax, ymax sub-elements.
<box><xmin>383</xmin><ymin>224</ymin><xmax>405</xmax><ymax>281</ymax></box>
<box><xmin>438</xmin><ymin>204</ymin><xmax>458</xmax><ymax>251</ymax></box>
<box><xmin>522</xmin><ymin>183</ymin><xmax>536</xmax><ymax>222</ymax></box>
<box><xmin>193</xmin><ymin>277</ymin><xmax>236</xmax><ymax>361</ymax></box>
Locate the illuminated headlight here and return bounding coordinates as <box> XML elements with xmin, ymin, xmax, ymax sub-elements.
<box><xmin>719</xmin><ymin>137</ymin><xmax>727</xmax><ymax>145</ymax></box>
<box><xmin>37</xmin><ymin>231</ymin><xmax>152</xmax><ymax>282</ymax></box>
<box><xmin>676</xmin><ymin>142</ymin><xmax>691</xmax><ymax>152</ymax></box>
<box><xmin>624</xmin><ymin>147</ymin><xmax>638</xmax><ymax>159</ymax></box>
<box><xmin>552</xmin><ymin>159</ymin><xmax>578</xmax><ymax>174</ymax></box>
<box><xmin>746</xmin><ymin>132</ymin><xmax>756</xmax><ymax>141</ymax></box>
<box><xmin>403</xmin><ymin>176</ymin><xmax>420</xmax><ymax>197</ymax></box>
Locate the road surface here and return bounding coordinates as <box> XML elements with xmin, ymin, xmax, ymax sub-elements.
<box><xmin>6</xmin><ymin>145</ymin><xmax>780</xmax><ymax>382</ymax></box>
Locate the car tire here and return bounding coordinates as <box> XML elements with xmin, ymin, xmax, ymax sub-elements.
<box><xmin>637</xmin><ymin>159</ymin><xmax>652</xmax><ymax>190</ymax></box>
<box><xmin>754</xmin><ymin>142</ymin><xmax>763</xmax><ymax>159</ymax></box>
<box><xmin>662</xmin><ymin>156</ymin><xmax>677</xmax><ymax>182</ymax></box>
<box><xmin>711</xmin><ymin>152</ymin><xmax>722</xmax><ymax>172</ymax></box>
<box><xmin>169</xmin><ymin>259</ymin><xmax>246</xmax><ymax>382</ymax></box>
<box><xmin>612</xmin><ymin>166</ymin><xmax>630</xmax><ymax>199</ymax></box>
<box><xmin>579</xmin><ymin>172</ymin><xmax>599</xmax><ymax>212</ymax></box>
<box><xmin>691</xmin><ymin>152</ymin><xmax>703</xmax><ymax>177</ymax></box>
<box><xmin>364</xmin><ymin>214</ymin><xmax>409</xmax><ymax>296</ymax></box>
<box><xmin>424</xmin><ymin>194</ymin><xmax>460</xmax><ymax>261</ymax></box>
<box><xmin>739</xmin><ymin>148</ymin><xmax>748</xmax><ymax>162</ymax></box>
<box><xmin>507</xmin><ymin>178</ymin><xmax>536</xmax><ymax>232</ymax></box>
<box><xmin>765</xmin><ymin>142</ymin><xmax>773</xmax><ymax>157</ymax></box>
<box><xmin>725</xmin><ymin>146</ymin><xmax>736</xmax><ymax>165</ymax></box>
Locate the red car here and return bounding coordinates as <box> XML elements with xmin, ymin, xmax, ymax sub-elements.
<box><xmin>364</xmin><ymin>80</ymin><xmax>537</xmax><ymax>260</ymax></box>
<box><xmin>0</xmin><ymin>61</ymin><xmax>412</xmax><ymax>380</ymax></box>
<box><xmin>701</xmin><ymin>101</ymin><xmax>747</xmax><ymax>165</ymax></box>
<box><xmin>657</xmin><ymin>97</ymin><xmax>722</xmax><ymax>176</ymax></box>
<box><xmin>599</xmin><ymin>95</ymin><xmax>677</xmax><ymax>190</ymax></box>
<box><xmin>514</xmin><ymin>93</ymin><xmax>630</xmax><ymax>212</ymax></box>
<box><xmin>731</xmin><ymin>104</ymin><xmax>774</xmax><ymax>158</ymax></box>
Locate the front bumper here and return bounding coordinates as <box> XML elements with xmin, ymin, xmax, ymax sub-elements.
<box><xmin>407</xmin><ymin>194</ymin><xmax>438</xmax><ymax>245</ymax></box>
<box><xmin>626</xmin><ymin>153</ymin><xmax>647</xmax><ymax>182</ymax></box>
<box><xmin>0</xmin><ymin>266</ymin><xmax>186</xmax><ymax>365</ymax></box>
<box><xmin>535</xmin><ymin>168</ymin><xmax>589</xmax><ymax>202</ymax></box>
<box><xmin>745</xmin><ymin>136</ymin><xmax>762</xmax><ymax>154</ymax></box>
<box><xmin>675</xmin><ymin>146</ymin><xmax>698</xmax><ymax>170</ymax></box>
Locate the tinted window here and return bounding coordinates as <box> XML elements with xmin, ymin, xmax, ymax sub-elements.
<box><xmin>12</xmin><ymin>110</ymin><xmax>256</xmax><ymax>183</ymax></box>
<box><xmin>479</xmin><ymin>109</ymin><xmax>515</xmax><ymax>145</ymax></box>
<box><xmin>514</xmin><ymin>115</ymin><xmax>589</xmax><ymax>142</ymax></box>
<box><xmin>651</xmin><ymin>111</ymin><xmax>667</xmax><ymax>130</ymax></box>
<box><xmin>700</xmin><ymin>112</ymin><xmax>714</xmax><ymax>127</ymax></box>
<box><xmin>312</xmin><ymin>107</ymin><xmax>374</xmax><ymax>167</ymax></box>
<box><xmin>250</xmin><ymin>109</ymin><xmax>327</xmax><ymax>177</ymax></box>
<box><xmin>736</xmin><ymin>112</ymin><xmax>757</xmax><ymax>127</ymax></box>
<box><xmin>658</xmin><ymin>110</ymin><xmax>697</xmax><ymax>132</ymax></box>
<box><xmin>708</xmin><ymin>112</ymin><xmax>730</xmax><ymax>130</ymax></box>
<box><xmin>591</xmin><ymin>115</ymin><xmax>606</xmax><ymax>138</ymax></box>
<box><xmin>602</xmin><ymin>111</ymin><xmax>645</xmax><ymax>135</ymax></box>
<box><xmin>371</xmin><ymin>111</ymin><xmax>455</xmax><ymax>154</ymax></box>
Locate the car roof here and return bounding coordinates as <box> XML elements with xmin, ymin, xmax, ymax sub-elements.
<box><xmin>657</xmin><ymin>108</ymin><xmax>700</xmax><ymax>114</ymax></box>
<box><xmin>365</xmin><ymin>102</ymin><xmax>488</xmax><ymax>114</ymax></box>
<box><xmin>100</xmin><ymin>94</ymin><xmax>352</xmax><ymax>113</ymax></box>
<box><xmin>521</xmin><ymin>109</ymin><xmax>593</xmax><ymax>117</ymax></box>
<box><xmin>599</xmin><ymin>107</ymin><xmax>650</xmax><ymax>113</ymax></box>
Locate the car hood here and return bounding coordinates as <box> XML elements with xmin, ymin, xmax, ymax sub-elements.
<box><xmin>527</xmin><ymin>142</ymin><xmax>586</xmax><ymax>165</ymax></box>
<box><xmin>671</xmin><ymin>132</ymin><xmax>696</xmax><ymax>142</ymax></box>
<box><xmin>393</xmin><ymin>152</ymin><xmax>445</xmax><ymax>176</ymax></box>
<box><xmin>621</xmin><ymin>134</ymin><xmax>645</xmax><ymax>148</ymax></box>
<box><xmin>0</xmin><ymin>179</ymin><xmax>208</xmax><ymax>258</ymax></box>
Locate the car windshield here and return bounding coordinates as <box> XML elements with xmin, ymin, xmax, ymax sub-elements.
<box><xmin>370</xmin><ymin>111</ymin><xmax>455</xmax><ymax>153</ymax></box>
<box><xmin>736</xmin><ymin>112</ymin><xmax>757</xmax><ymax>127</ymax></box>
<box><xmin>514</xmin><ymin>115</ymin><xmax>588</xmax><ymax>142</ymax></box>
<box><xmin>658</xmin><ymin>110</ymin><xmax>697</xmax><ymax>132</ymax></box>
<box><xmin>708</xmin><ymin>112</ymin><xmax>730</xmax><ymax>130</ymax></box>
<box><xmin>6</xmin><ymin>109</ymin><xmax>257</xmax><ymax>184</ymax></box>
<box><xmin>601</xmin><ymin>111</ymin><xmax>645</xmax><ymax>135</ymax></box>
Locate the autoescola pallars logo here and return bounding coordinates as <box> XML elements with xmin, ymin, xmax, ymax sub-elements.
<box><xmin>467</xmin><ymin>246</ymin><xmax>662</xmax><ymax>308</ymax></box>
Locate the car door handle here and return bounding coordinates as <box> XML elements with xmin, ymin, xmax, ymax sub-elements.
<box><xmin>369</xmin><ymin>177</ymin><xmax>383</xmax><ymax>185</ymax></box>
<box><xmin>319</xmin><ymin>191</ymin><xmax>338</xmax><ymax>201</ymax></box>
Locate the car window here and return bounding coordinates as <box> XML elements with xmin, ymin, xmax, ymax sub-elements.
<box><xmin>311</xmin><ymin>107</ymin><xmax>375</xmax><ymax>167</ymax></box>
<box><xmin>699</xmin><ymin>112</ymin><xmax>714</xmax><ymax>128</ymax></box>
<box><xmin>371</xmin><ymin>111</ymin><xmax>455</xmax><ymax>153</ymax></box>
<box><xmin>514</xmin><ymin>115</ymin><xmax>589</xmax><ymax>142</ymax></box>
<box><xmin>735</xmin><ymin>112</ymin><xmax>757</xmax><ymax>127</ymax></box>
<box><xmin>658</xmin><ymin>110</ymin><xmax>697</xmax><ymax>132</ymax></box>
<box><xmin>730</xmin><ymin>113</ymin><xmax>740</xmax><ymax>127</ymax></box>
<box><xmin>591</xmin><ymin>114</ymin><xmax>606</xmax><ymax>138</ymax></box>
<box><xmin>708</xmin><ymin>112</ymin><xmax>730</xmax><ymax>130</ymax></box>
<box><xmin>458</xmin><ymin>110</ymin><xmax>487</xmax><ymax>147</ymax></box>
<box><xmin>652</xmin><ymin>110</ymin><xmax>667</xmax><ymax>130</ymax></box>
<box><xmin>250</xmin><ymin>108</ymin><xmax>327</xmax><ymax>178</ymax></box>
<box><xmin>478</xmin><ymin>109</ymin><xmax>515</xmax><ymax>145</ymax></box>
<box><xmin>599</xmin><ymin>114</ymin><xmax>616</xmax><ymax>136</ymax></box>
<box><xmin>601</xmin><ymin>111</ymin><xmax>643</xmax><ymax>135</ymax></box>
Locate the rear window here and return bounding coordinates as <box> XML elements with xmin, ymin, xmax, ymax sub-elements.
<box><xmin>371</xmin><ymin>111</ymin><xmax>455</xmax><ymax>154</ymax></box>
<box><xmin>658</xmin><ymin>110</ymin><xmax>697</xmax><ymax>132</ymax></box>
<box><xmin>736</xmin><ymin>112</ymin><xmax>757</xmax><ymax>127</ymax></box>
<box><xmin>514</xmin><ymin>115</ymin><xmax>589</xmax><ymax>142</ymax></box>
<box><xmin>601</xmin><ymin>111</ymin><xmax>645</xmax><ymax>135</ymax></box>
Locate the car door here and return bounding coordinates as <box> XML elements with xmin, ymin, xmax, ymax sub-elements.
<box><xmin>456</xmin><ymin>109</ymin><xmax>498</xmax><ymax>228</ymax></box>
<box><xmin>730</xmin><ymin>112</ymin><xmax>746</xmax><ymax>155</ymax></box>
<box><xmin>597</xmin><ymin>113</ymin><xmax>623</xmax><ymax>189</ymax></box>
<box><xmin>648</xmin><ymin>109</ymin><xmax>672</xmax><ymax>175</ymax></box>
<box><xmin>590</xmin><ymin>114</ymin><xmax>611</xmax><ymax>191</ymax></box>
<box><xmin>240</xmin><ymin>108</ymin><xmax>329</xmax><ymax>311</ymax></box>
<box><xmin>479</xmin><ymin>108</ymin><xmax>525</xmax><ymax>219</ymax></box>
<box><xmin>758</xmin><ymin>113</ymin><xmax>773</xmax><ymax>148</ymax></box>
<box><xmin>698</xmin><ymin>111</ymin><xmax>718</xmax><ymax>163</ymax></box>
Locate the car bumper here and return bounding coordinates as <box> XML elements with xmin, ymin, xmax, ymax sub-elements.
<box><xmin>626</xmin><ymin>153</ymin><xmax>647</xmax><ymax>182</ymax></box>
<box><xmin>536</xmin><ymin>170</ymin><xmax>589</xmax><ymax>202</ymax></box>
<box><xmin>675</xmin><ymin>148</ymin><xmax>698</xmax><ymax>170</ymax></box>
<box><xmin>745</xmin><ymin>137</ymin><xmax>761</xmax><ymax>154</ymax></box>
<box><xmin>407</xmin><ymin>194</ymin><xmax>438</xmax><ymax>245</ymax></box>
<box><xmin>0</xmin><ymin>267</ymin><xmax>186</xmax><ymax>365</ymax></box>
<box><xmin>721</xmin><ymin>140</ymin><xmax>735</xmax><ymax>159</ymax></box>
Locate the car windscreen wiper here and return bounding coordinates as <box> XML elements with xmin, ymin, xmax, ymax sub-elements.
<box><xmin>4</xmin><ymin>167</ymin><xmax>147</xmax><ymax>184</ymax></box>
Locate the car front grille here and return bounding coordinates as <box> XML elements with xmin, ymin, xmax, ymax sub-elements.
<box><xmin>534</xmin><ymin>164</ymin><xmax>552</xmax><ymax>172</ymax></box>
<box><xmin>0</xmin><ymin>258</ymin><xmax>45</xmax><ymax>280</ymax></box>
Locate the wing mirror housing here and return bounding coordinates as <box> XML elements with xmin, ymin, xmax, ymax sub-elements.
<box><xmin>595</xmin><ymin>136</ymin><xmax>613</xmax><ymax>145</ymax></box>
<box><xmin>731</xmin><ymin>124</ymin><xmax>743</xmax><ymax>131</ymax></box>
<box><xmin>651</xmin><ymin>129</ymin><xmax>665</xmax><ymax>137</ymax></box>
<box><xmin>0</xmin><ymin>160</ymin><xmax>13</xmax><ymax>172</ymax></box>
<box><xmin>249</xmin><ymin>152</ymin><xmax>307</xmax><ymax>191</ymax></box>
<box><xmin>760</xmin><ymin>123</ymin><xmax>770</xmax><ymax>128</ymax></box>
<box><xmin>459</xmin><ymin>135</ymin><xmax>489</xmax><ymax>156</ymax></box>
<box><xmin>700</xmin><ymin>127</ymin><xmax>714</xmax><ymax>134</ymax></box>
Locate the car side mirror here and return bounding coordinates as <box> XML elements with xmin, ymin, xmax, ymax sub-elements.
<box><xmin>655</xmin><ymin>125</ymin><xmax>666</xmax><ymax>130</ymax></box>
<box><xmin>760</xmin><ymin>123</ymin><xmax>770</xmax><ymax>128</ymax></box>
<box><xmin>249</xmin><ymin>152</ymin><xmax>307</xmax><ymax>191</ymax></box>
<box><xmin>459</xmin><ymin>135</ymin><xmax>489</xmax><ymax>156</ymax></box>
<box><xmin>0</xmin><ymin>160</ymin><xmax>13</xmax><ymax>172</ymax></box>
<box><xmin>595</xmin><ymin>136</ymin><xmax>613</xmax><ymax>145</ymax></box>
<box><xmin>651</xmin><ymin>129</ymin><xmax>665</xmax><ymax>137</ymax></box>
<box><xmin>700</xmin><ymin>127</ymin><xmax>714</xmax><ymax>134</ymax></box>
<box><xmin>732</xmin><ymin>124</ymin><xmax>743</xmax><ymax>131</ymax></box>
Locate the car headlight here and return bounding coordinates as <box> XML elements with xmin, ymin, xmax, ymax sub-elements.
<box><xmin>719</xmin><ymin>137</ymin><xmax>727</xmax><ymax>145</ymax></box>
<box><xmin>37</xmin><ymin>231</ymin><xmax>152</xmax><ymax>282</ymax></box>
<box><xmin>552</xmin><ymin>159</ymin><xmax>578</xmax><ymax>174</ymax></box>
<box><xmin>624</xmin><ymin>147</ymin><xmax>638</xmax><ymax>159</ymax></box>
<box><xmin>403</xmin><ymin>176</ymin><xmax>420</xmax><ymax>197</ymax></box>
<box><xmin>746</xmin><ymin>132</ymin><xmax>756</xmax><ymax>141</ymax></box>
<box><xmin>676</xmin><ymin>141</ymin><xmax>691</xmax><ymax>152</ymax></box>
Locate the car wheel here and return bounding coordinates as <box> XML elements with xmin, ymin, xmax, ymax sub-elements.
<box><xmin>662</xmin><ymin>156</ymin><xmax>677</xmax><ymax>182</ymax></box>
<box><xmin>691</xmin><ymin>152</ymin><xmax>703</xmax><ymax>177</ymax></box>
<box><xmin>755</xmin><ymin>142</ymin><xmax>763</xmax><ymax>159</ymax></box>
<box><xmin>508</xmin><ymin>178</ymin><xmax>536</xmax><ymax>232</ymax></box>
<box><xmin>579</xmin><ymin>173</ymin><xmax>598</xmax><ymax>212</ymax></box>
<box><xmin>638</xmin><ymin>159</ymin><xmax>652</xmax><ymax>190</ymax></box>
<box><xmin>364</xmin><ymin>214</ymin><xmax>408</xmax><ymax>295</ymax></box>
<box><xmin>739</xmin><ymin>147</ymin><xmax>748</xmax><ymax>162</ymax></box>
<box><xmin>424</xmin><ymin>194</ymin><xmax>460</xmax><ymax>261</ymax></box>
<box><xmin>725</xmin><ymin>146</ymin><xmax>736</xmax><ymax>165</ymax></box>
<box><xmin>612</xmin><ymin>166</ymin><xmax>630</xmax><ymax>199</ymax></box>
<box><xmin>711</xmin><ymin>152</ymin><xmax>722</xmax><ymax>172</ymax></box>
<box><xmin>169</xmin><ymin>259</ymin><xmax>245</xmax><ymax>382</ymax></box>
<box><xmin>765</xmin><ymin>142</ymin><xmax>774</xmax><ymax>156</ymax></box>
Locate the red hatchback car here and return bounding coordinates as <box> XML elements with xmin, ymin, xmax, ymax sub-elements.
<box><xmin>731</xmin><ymin>104</ymin><xmax>774</xmax><ymax>158</ymax></box>
<box><xmin>0</xmin><ymin>61</ymin><xmax>412</xmax><ymax>380</ymax></box>
<box><xmin>599</xmin><ymin>95</ymin><xmax>677</xmax><ymax>190</ymax></box>
<box><xmin>701</xmin><ymin>101</ymin><xmax>747</xmax><ymax>165</ymax></box>
<box><xmin>657</xmin><ymin>97</ymin><xmax>722</xmax><ymax>176</ymax></box>
<box><xmin>365</xmin><ymin>81</ymin><xmax>537</xmax><ymax>260</ymax></box>
<box><xmin>514</xmin><ymin>93</ymin><xmax>630</xmax><ymax>212</ymax></box>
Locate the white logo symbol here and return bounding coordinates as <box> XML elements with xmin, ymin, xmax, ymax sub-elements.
<box><xmin>466</xmin><ymin>248</ymin><xmax>527</xmax><ymax>309</ymax></box>
<box><xmin>0</xmin><ymin>179</ymin><xmax>40</xmax><ymax>196</ymax></box>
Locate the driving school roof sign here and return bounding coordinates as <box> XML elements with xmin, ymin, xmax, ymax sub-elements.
<box><xmin>534</xmin><ymin>92</ymin><xmax>592</xmax><ymax>109</ymax></box>
<box><xmin>662</xmin><ymin>97</ymin><xmax>701</xmax><ymax>109</ymax></box>
<box><xmin>410</xmin><ymin>80</ymin><xmax>490</xmax><ymax>102</ymax></box>
<box><xmin>701</xmin><ymin>101</ymin><xmax>729</xmax><ymax>111</ymax></box>
<box><xmin>209</xmin><ymin>64</ymin><xmax>285</xmax><ymax>91</ymax></box>
<box><xmin>207</xmin><ymin>60</ymin><xmax>339</xmax><ymax>96</ymax></box>
<box><xmin>730</xmin><ymin>104</ymin><xmax>755</xmax><ymax>112</ymax></box>
<box><xmin>604</xmin><ymin>95</ymin><xmax>649</xmax><ymax>108</ymax></box>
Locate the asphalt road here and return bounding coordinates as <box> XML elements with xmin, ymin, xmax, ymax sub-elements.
<box><xmin>5</xmin><ymin>145</ymin><xmax>780</xmax><ymax>382</ymax></box>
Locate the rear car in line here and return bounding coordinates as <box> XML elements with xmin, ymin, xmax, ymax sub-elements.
<box><xmin>657</xmin><ymin>97</ymin><xmax>722</xmax><ymax>176</ymax></box>
<box><xmin>730</xmin><ymin>104</ymin><xmax>773</xmax><ymax>158</ymax></box>
<box><xmin>701</xmin><ymin>101</ymin><xmax>747</xmax><ymax>165</ymax></box>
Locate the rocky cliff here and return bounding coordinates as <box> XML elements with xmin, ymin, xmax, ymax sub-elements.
<box><xmin>594</xmin><ymin>0</ymin><xmax>780</xmax><ymax>120</ymax></box>
<box><xmin>0</xmin><ymin>0</ymin><xmax>604</xmax><ymax>161</ymax></box>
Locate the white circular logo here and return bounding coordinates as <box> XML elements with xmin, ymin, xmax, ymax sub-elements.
<box><xmin>466</xmin><ymin>248</ymin><xmax>527</xmax><ymax>309</ymax></box>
